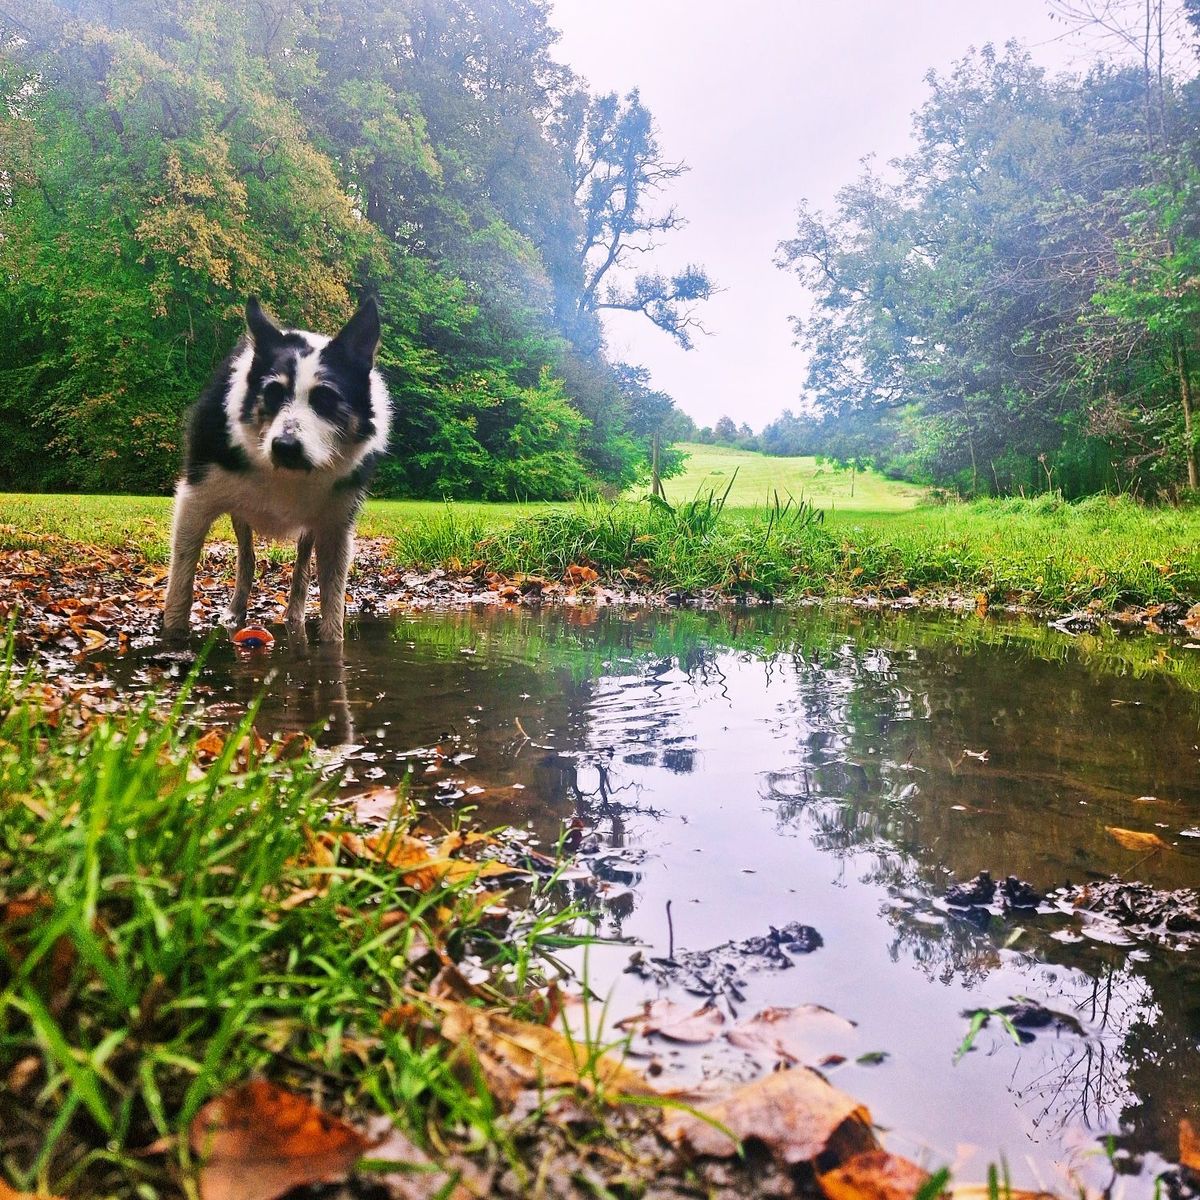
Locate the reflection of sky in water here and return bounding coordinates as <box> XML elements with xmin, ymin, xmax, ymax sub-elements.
<box><xmin>121</xmin><ymin>606</ymin><xmax>1200</xmax><ymax>1196</ymax></box>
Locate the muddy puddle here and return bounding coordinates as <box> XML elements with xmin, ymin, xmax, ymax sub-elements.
<box><xmin>115</xmin><ymin>605</ymin><xmax>1200</xmax><ymax>1195</ymax></box>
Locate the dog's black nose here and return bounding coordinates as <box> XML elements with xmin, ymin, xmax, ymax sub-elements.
<box><xmin>270</xmin><ymin>434</ymin><xmax>309</xmax><ymax>470</ymax></box>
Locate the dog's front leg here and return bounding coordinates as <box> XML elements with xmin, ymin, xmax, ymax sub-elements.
<box><xmin>221</xmin><ymin>516</ymin><xmax>256</xmax><ymax>630</ymax></box>
<box><xmin>286</xmin><ymin>531</ymin><xmax>315</xmax><ymax>635</ymax></box>
<box><xmin>163</xmin><ymin>488</ymin><xmax>216</xmax><ymax>639</ymax></box>
<box><xmin>314</xmin><ymin>525</ymin><xmax>353</xmax><ymax>644</ymax></box>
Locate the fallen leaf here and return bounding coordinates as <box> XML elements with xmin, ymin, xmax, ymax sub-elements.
<box><xmin>431</xmin><ymin>997</ymin><xmax>655</xmax><ymax>1108</ymax></box>
<box><xmin>617</xmin><ymin>998</ymin><xmax>726</xmax><ymax>1044</ymax></box>
<box><xmin>663</xmin><ymin>1065</ymin><xmax>875</xmax><ymax>1165</ymax></box>
<box><xmin>190</xmin><ymin>1079</ymin><xmax>368</xmax><ymax>1200</ymax></box>
<box><xmin>1106</xmin><ymin>826</ymin><xmax>1169</xmax><ymax>853</ymax></box>
<box><xmin>820</xmin><ymin>1150</ymin><xmax>933</xmax><ymax>1200</ymax></box>
<box><xmin>1181</xmin><ymin>1117</ymin><xmax>1200</xmax><ymax>1172</ymax></box>
<box><xmin>0</xmin><ymin>1182</ymin><xmax>66</xmax><ymax>1200</ymax></box>
<box><xmin>727</xmin><ymin>1004</ymin><xmax>858</xmax><ymax>1066</ymax></box>
<box><xmin>564</xmin><ymin>563</ymin><xmax>599</xmax><ymax>585</ymax></box>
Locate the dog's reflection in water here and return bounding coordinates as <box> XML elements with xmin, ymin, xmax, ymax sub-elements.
<box><xmin>224</xmin><ymin>630</ymin><xmax>356</xmax><ymax>748</ymax></box>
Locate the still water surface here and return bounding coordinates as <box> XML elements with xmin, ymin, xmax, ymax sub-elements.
<box><xmin>134</xmin><ymin>605</ymin><xmax>1200</xmax><ymax>1194</ymax></box>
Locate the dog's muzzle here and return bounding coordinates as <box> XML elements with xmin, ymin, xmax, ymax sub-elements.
<box><xmin>270</xmin><ymin>433</ymin><xmax>311</xmax><ymax>471</ymax></box>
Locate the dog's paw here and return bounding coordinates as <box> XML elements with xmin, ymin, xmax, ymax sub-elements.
<box><xmin>161</xmin><ymin>623</ymin><xmax>191</xmax><ymax>645</ymax></box>
<box><xmin>317</xmin><ymin>623</ymin><xmax>345</xmax><ymax>645</ymax></box>
<box><xmin>219</xmin><ymin>608</ymin><xmax>247</xmax><ymax>631</ymax></box>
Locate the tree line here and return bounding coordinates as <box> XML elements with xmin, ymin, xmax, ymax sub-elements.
<box><xmin>0</xmin><ymin>0</ymin><xmax>712</xmax><ymax>498</ymax></box>
<box><xmin>773</xmin><ymin>1</ymin><xmax>1200</xmax><ymax>499</ymax></box>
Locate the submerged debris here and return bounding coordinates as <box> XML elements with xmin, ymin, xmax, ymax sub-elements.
<box><xmin>625</xmin><ymin>921</ymin><xmax>823</xmax><ymax>1004</ymax></box>
<box><xmin>1055</xmin><ymin>878</ymin><xmax>1200</xmax><ymax>949</ymax></box>
<box><xmin>944</xmin><ymin>871</ymin><xmax>1046</xmax><ymax>912</ymax></box>
<box><xmin>945</xmin><ymin>871</ymin><xmax>996</xmax><ymax>907</ymax></box>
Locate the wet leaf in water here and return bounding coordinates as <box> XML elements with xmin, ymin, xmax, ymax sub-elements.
<box><xmin>347</xmin><ymin>786</ymin><xmax>407</xmax><ymax>824</ymax></box>
<box><xmin>1180</xmin><ymin>1117</ymin><xmax>1200</xmax><ymax>1172</ymax></box>
<box><xmin>1105</xmin><ymin>826</ymin><xmax>1169</xmax><ymax>853</ymax></box>
<box><xmin>663</xmin><ymin>1064</ymin><xmax>875</xmax><ymax>1164</ymax></box>
<box><xmin>189</xmin><ymin>1079</ymin><xmax>368</xmax><ymax>1200</ymax></box>
<box><xmin>819</xmin><ymin>1150</ymin><xmax>933</xmax><ymax>1200</ymax></box>
<box><xmin>727</xmin><ymin>1004</ymin><xmax>858</xmax><ymax>1066</ymax></box>
<box><xmin>616</xmin><ymin>998</ymin><xmax>726</xmax><ymax>1043</ymax></box>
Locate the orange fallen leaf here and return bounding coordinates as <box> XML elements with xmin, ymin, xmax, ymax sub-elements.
<box><xmin>1181</xmin><ymin>1117</ymin><xmax>1200</xmax><ymax>1172</ymax></box>
<box><xmin>0</xmin><ymin>1181</ymin><xmax>66</xmax><ymax>1200</ymax></box>
<box><xmin>564</xmin><ymin>563</ymin><xmax>599</xmax><ymax>585</ymax></box>
<box><xmin>189</xmin><ymin>1079</ymin><xmax>367</xmax><ymax>1200</ymax></box>
<box><xmin>1106</xmin><ymin>826</ymin><xmax>1169</xmax><ymax>853</ymax></box>
<box><xmin>663</xmin><ymin>1065</ymin><xmax>875</xmax><ymax>1165</ymax></box>
<box><xmin>820</xmin><ymin>1150</ymin><xmax>933</xmax><ymax>1200</ymax></box>
<box><xmin>616</xmin><ymin>998</ymin><xmax>726</xmax><ymax>1044</ymax></box>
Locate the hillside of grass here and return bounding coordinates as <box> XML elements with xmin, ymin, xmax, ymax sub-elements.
<box><xmin>656</xmin><ymin>443</ymin><xmax>927</xmax><ymax>511</ymax></box>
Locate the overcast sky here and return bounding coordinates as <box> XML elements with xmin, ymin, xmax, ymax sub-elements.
<box><xmin>547</xmin><ymin>1</ymin><xmax>1092</xmax><ymax>432</ymax></box>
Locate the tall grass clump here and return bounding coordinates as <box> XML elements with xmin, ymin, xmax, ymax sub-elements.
<box><xmin>393</xmin><ymin>488</ymin><xmax>841</xmax><ymax>599</ymax></box>
<box><xmin>0</xmin><ymin>649</ymin><xmax>582</xmax><ymax>1197</ymax></box>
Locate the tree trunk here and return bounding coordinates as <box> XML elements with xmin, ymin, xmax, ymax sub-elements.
<box><xmin>651</xmin><ymin>431</ymin><xmax>664</xmax><ymax>499</ymax></box>
<box><xmin>1174</xmin><ymin>335</ymin><xmax>1198</xmax><ymax>491</ymax></box>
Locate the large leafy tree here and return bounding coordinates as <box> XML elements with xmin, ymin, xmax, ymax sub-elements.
<box><xmin>0</xmin><ymin>0</ymin><xmax>706</xmax><ymax>497</ymax></box>
<box><xmin>775</xmin><ymin>40</ymin><xmax>1199</xmax><ymax>497</ymax></box>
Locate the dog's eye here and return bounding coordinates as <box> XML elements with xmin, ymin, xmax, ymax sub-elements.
<box><xmin>260</xmin><ymin>381</ymin><xmax>288</xmax><ymax>412</ymax></box>
<box><xmin>308</xmin><ymin>386</ymin><xmax>345</xmax><ymax>422</ymax></box>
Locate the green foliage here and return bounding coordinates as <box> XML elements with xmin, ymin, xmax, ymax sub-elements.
<box><xmin>776</xmin><ymin>40</ymin><xmax>1200</xmax><ymax>498</ymax></box>
<box><xmin>0</xmin><ymin>0</ymin><xmax>706</xmax><ymax>499</ymax></box>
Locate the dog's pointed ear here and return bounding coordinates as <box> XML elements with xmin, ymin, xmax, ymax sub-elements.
<box><xmin>330</xmin><ymin>296</ymin><xmax>381</xmax><ymax>368</ymax></box>
<box><xmin>246</xmin><ymin>296</ymin><xmax>282</xmax><ymax>349</ymax></box>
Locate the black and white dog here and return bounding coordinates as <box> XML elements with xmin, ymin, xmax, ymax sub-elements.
<box><xmin>163</xmin><ymin>296</ymin><xmax>391</xmax><ymax>644</ymax></box>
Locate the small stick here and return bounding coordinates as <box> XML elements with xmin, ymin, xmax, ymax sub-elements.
<box><xmin>666</xmin><ymin>899</ymin><xmax>675</xmax><ymax>961</ymax></box>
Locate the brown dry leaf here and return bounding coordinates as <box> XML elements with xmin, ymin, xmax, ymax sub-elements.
<box><xmin>663</xmin><ymin>1065</ymin><xmax>875</xmax><ymax>1165</ymax></box>
<box><xmin>1181</xmin><ymin>1117</ymin><xmax>1200</xmax><ymax>1172</ymax></box>
<box><xmin>820</xmin><ymin>1150</ymin><xmax>933</xmax><ymax>1200</ymax></box>
<box><xmin>728</xmin><ymin>1004</ymin><xmax>858</xmax><ymax>1066</ymax></box>
<box><xmin>1106</xmin><ymin>826</ymin><xmax>1170</xmax><ymax>853</ymax></box>
<box><xmin>189</xmin><ymin>1079</ymin><xmax>368</xmax><ymax>1200</ymax></box>
<box><xmin>76</xmin><ymin>626</ymin><xmax>108</xmax><ymax>652</ymax></box>
<box><xmin>434</xmin><ymin>997</ymin><xmax>655</xmax><ymax>1108</ymax></box>
<box><xmin>564</xmin><ymin>563</ymin><xmax>599</xmax><ymax>585</ymax></box>
<box><xmin>616</xmin><ymin>998</ymin><xmax>726</xmax><ymax>1044</ymax></box>
<box><xmin>341</xmin><ymin>830</ymin><xmax>527</xmax><ymax>891</ymax></box>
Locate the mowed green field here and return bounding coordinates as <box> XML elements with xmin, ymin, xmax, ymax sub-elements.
<box><xmin>657</xmin><ymin>443</ymin><xmax>927</xmax><ymax>512</ymax></box>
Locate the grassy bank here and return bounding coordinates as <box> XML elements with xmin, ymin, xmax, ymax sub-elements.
<box><xmin>4</xmin><ymin>490</ymin><xmax>1200</xmax><ymax>610</ymax></box>
<box><xmin>0</xmin><ymin>654</ymin><xmax>596</xmax><ymax>1196</ymax></box>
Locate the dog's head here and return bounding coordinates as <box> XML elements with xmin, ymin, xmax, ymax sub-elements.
<box><xmin>239</xmin><ymin>297</ymin><xmax>382</xmax><ymax>473</ymax></box>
